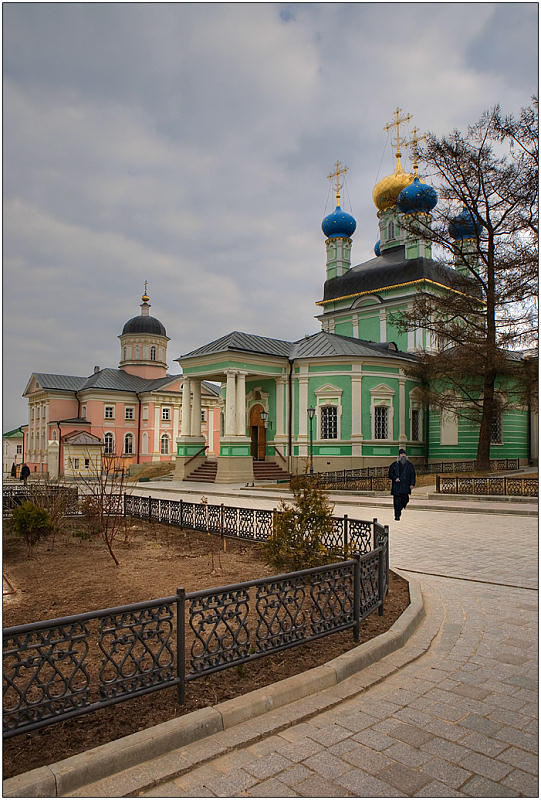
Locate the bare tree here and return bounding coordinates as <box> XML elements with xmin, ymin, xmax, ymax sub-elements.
<box><xmin>395</xmin><ymin>100</ymin><xmax>538</xmax><ymax>468</ymax></box>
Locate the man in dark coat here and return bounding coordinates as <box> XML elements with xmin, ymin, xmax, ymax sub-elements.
<box><xmin>388</xmin><ymin>448</ymin><xmax>416</xmax><ymax>521</ymax></box>
<box><xmin>20</xmin><ymin>463</ymin><xmax>30</xmax><ymax>486</ymax></box>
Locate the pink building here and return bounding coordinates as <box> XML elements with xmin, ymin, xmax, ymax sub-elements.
<box><xmin>22</xmin><ymin>290</ymin><xmax>221</xmax><ymax>477</ymax></box>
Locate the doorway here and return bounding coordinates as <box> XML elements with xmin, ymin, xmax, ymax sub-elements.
<box><xmin>249</xmin><ymin>404</ymin><xmax>266</xmax><ymax>461</ymax></box>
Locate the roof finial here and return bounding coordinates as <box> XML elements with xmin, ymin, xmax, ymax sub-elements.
<box><xmin>405</xmin><ymin>126</ymin><xmax>426</xmax><ymax>178</ymax></box>
<box><xmin>142</xmin><ymin>280</ymin><xmax>150</xmax><ymax>303</ymax></box>
<box><xmin>384</xmin><ymin>107</ymin><xmax>413</xmax><ymax>170</ymax></box>
<box><xmin>327</xmin><ymin>160</ymin><xmax>349</xmax><ymax>206</ymax></box>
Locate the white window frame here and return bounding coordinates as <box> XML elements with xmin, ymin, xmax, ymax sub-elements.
<box><xmin>409</xmin><ymin>388</ymin><xmax>424</xmax><ymax>442</ymax></box>
<box><xmin>104</xmin><ymin>405</ymin><xmax>115</xmax><ymax>419</ymax></box>
<box><xmin>201</xmin><ymin>410</ymin><xmax>206</xmax><ymax>422</ymax></box>
<box><xmin>162</xmin><ymin>407</ymin><xmax>171</xmax><ymax>421</ymax></box>
<box><xmin>104</xmin><ymin>432</ymin><xmax>115</xmax><ymax>454</ymax></box>
<box><xmin>73</xmin><ymin>458</ymin><xmax>80</xmax><ymax>470</ymax></box>
<box><xmin>124</xmin><ymin>433</ymin><xmax>134</xmax><ymax>455</ymax></box>
<box><xmin>81</xmin><ymin>405</ymin><xmax>87</xmax><ymax>419</ymax></box>
<box><xmin>142</xmin><ymin>405</ymin><xmax>149</xmax><ymax>420</ymax></box>
<box><xmin>320</xmin><ymin>405</ymin><xmax>339</xmax><ymax>440</ymax></box>
<box><xmin>84</xmin><ymin>458</ymin><xmax>90</xmax><ymax>469</ymax></box>
<box><xmin>150</xmin><ymin>345</ymin><xmax>156</xmax><ymax>361</ymax></box>
<box><xmin>125</xmin><ymin>406</ymin><xmax>135</xmax><ymax>420</ymax></box>
<box><xmin>16</xmin><ymin>444</ymin><xmax>23</xmax><ymax>454</ymax></box>
<box><xmin>160</xmin><ymin>434</ymin><xmax>170</xmax><ymax>455</ymax></box>
<box><xmin>314</xmin><ymin>384</ymin><xmax>343</xmax><ymax>441</ymax></box>
<box><xmin>370</xmin><ymin>384</ymin><xmax>395</xmax><ymax>441</ymax></box>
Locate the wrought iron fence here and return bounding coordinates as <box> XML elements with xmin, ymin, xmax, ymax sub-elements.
<box><xmin>436</xmin><ymin>475</ymin><xmax>538</xmax><ymax>497</ymax></box>
<box><xmin>314</xmin><ymin>458</ymin><xmax>521</xmax><ymax>490</ymax></box>
<box><xmin>4</xmin><ymin>549</ymin><xmax>387</xmax><ymax>738</ymax></box>
<box><xmin>2</xmin><ymin>486</ymin><xmax>79</xmax><ymax>516</ymax></box>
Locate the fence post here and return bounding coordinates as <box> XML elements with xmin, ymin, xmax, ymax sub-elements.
<box><xmin>343</xmin><ymin>514</ymin><xmax>349</xmax><ymax>558</ymax></box>
<box><xmin>436</xmin><ymin>475</ymin><xmax>440</xmax><ymax>493</ymax></box>
<box><xmin>176</xmin><ymin>587</ymin><xmax>185</xmax><ymax>705</ymax></box>
<box><xmin>123</xmin><ymin>492</ymin><xmax>127</xmax><ymax>516</ymax></box>
<box><xmin>353</xmin><ymin>555</ymin><xmax>360</xmax><ymax>642</ymax></box>
<box><xmin>148</xmin><ymin>495</ymin><xmax>152</xmax><ymax>522</ymax></box>
<box><xmin>378</xmin><ymin>542</ymin><xmax>385</xmax><ymax>616</ymax></box>
<box><xmin>372</xmin><ymin>517</ymin><xmax>378</xmax><ymax>550</ymax></box>
<box><xmin>456</xmin><ymin>477</ymin><xmax>459</xmax><ymax>493</ymax></box>
<box><xmin>221</xmin><ymin>503</ymin><xmax>226</xmax><ymax>550</ymax></box>
<box><xmin>180</xmin><ymin>499</ymin><xmax>184</xmax><ymax>530</ymax></box>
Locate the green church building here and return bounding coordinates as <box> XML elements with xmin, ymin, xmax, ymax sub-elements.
<box><xmin>175</xmin><ymin>115</ymin><xmax>535</xmax><ymax>484</ymax></box>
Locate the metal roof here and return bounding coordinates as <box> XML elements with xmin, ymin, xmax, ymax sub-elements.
<box><xmin>30</xmin><ymin>373</ymin><xmax>87</xmax><ymax>392</ymax></box>
<box><xmin>180</xmin><ymin>331</ymin><xmax>292</xmax><ymax>360</ymax></box>
<box><xmin>3</xmin><ymin>427</ymin><xmax>24</xmax><ymax>438</ymax></box>
<box><xmin>320</xmin><ymin>245</ymin><xmax>465</xmax><ymax>304</ymax></box>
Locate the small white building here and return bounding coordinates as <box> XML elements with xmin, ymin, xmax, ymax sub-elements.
<box><xmin>3</xmin><ymin>427</ymin><xmax>24</xmax><ymax>477</ymax></box>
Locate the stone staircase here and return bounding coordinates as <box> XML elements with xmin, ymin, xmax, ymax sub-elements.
<box><xmin>252</xmin><ymin>461</ymin><xmax>291</xmax><ymax>482</ymax></box>
<box><xmin>183</xmin><ymin>459</ymin><xmax>291</xmax><ymax>483</ymax></box>
<box><xmin>183</xmin><ymin>460</ymin><xmax>218</xmax><ymax>482</ymax></box>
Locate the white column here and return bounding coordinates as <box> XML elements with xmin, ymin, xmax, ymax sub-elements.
<box><xmin>399</xmin><ymin>374</ymin><xmax>407</xmax><ymax>441</ymax></box>
<box><xmin>181</xmin><ymin>378</ymin><xmax>191</xmax><ymax>436</ymax></box>
<box><xmin>352</xmin><ymin>315</ymin><xmax>359</xmax><ymax>339</ymax></box>
<box><xmin>235</xmin><ymin>372</ymin><xmax>246</xmax><ymax>436</ymax></box>
<box><xmin>191</xmin><ymin>380</ymin><xmax>202</xmax><ymax>437</ymax></box>
<box><xmin>275</xmin><ymin>377</ymin><xmax>286</xmax><ymax>437</ymax></box>
<box><xmin>172</xmin><ymin>404</ymin><xmax>180</xmax><ymax>447</ymax></box>
<box><xmin>379</xmin><ymin>309</ymin><xmax>387</xmax><ymax>342</ymax></box>
<box><xmin>207</xmin><ymin>406</ymin><xmax>214</xmax><ymax>453</ymax></box>
<box><xmin>298</xmin><ymin>376</ymin><xmax>309</xmax><ymax>438</ymax></box>
<box><xmin>351</xmin><ymin>365</ymin><xmax>363</xmax><ymax>438</ymax></box>
<box><xmin>225</xmin><ymin>371</ymin><xmax>236</xmax><ymax>437</ymax></box>
<box><xmin>153</xmin><ymin>404</ymin><xmax>161</xmax><ymax>453</ymax></box>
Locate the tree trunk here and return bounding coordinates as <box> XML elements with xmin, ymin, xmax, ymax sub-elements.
<box><xmin>476</xmin><ymin>372</ymin><xmax>496</xmax><ymax>470</ymax></box>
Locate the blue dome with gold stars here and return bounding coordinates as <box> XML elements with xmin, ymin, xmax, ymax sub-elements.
<box><xmin>374</xmin><ymin>240</ymin><xmax>381</xmax><ymax>256</ymax></box>
<box><xmin>322</xmin><ymin>205</ymin><xmax>356</xmax><ymax>239</ymax></box>
<box><xmin>449</xmin><ymin>207</ymin><xmax>481</xmax><ymax>240</ymax></box>
<box><xmin>397</xmin><ymin>177</ymin><xmax>438</xmax><ymax>214</ymax></box>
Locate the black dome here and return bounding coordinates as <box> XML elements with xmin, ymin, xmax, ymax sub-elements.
<box><xmin>122</xmin><ymin>315</ymin><xmax>167</xmax><ymax>336</ymax></box>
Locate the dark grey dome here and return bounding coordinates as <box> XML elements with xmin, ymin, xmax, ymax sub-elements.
<box><xmin>122</xmin><ymin>315</ymin><xmax>167</xmax><ymax>336</ymax></box>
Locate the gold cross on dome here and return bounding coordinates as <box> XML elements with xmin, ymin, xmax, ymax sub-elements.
<box><xmin>405</xmin><ymin>127</ymin><xmax>427</xmax><ymax>177</ymax></box>
<box><xmin>144</xmin><ymin>280</ymin><xmax>149</xmax><ymax>295</ymax></box>
<box><xmin>327</xmin><ymin>160</ymin><xmax>349</xmax><ymax>205</ymax></box>
<box><xmin>384</xmin><ymin>107</ymin><xmax>413</xmax><ymax>159</ymax></box>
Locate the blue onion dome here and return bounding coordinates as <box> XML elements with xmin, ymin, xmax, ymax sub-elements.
<box><xmin>449</xmin><ymin>206</ymin><xmax>481</xmax><ymax>240</ymax></box>
<box><xmin>397</xmin><ymin>177</ymin><xmax>438</xmax><ymax>214</ymax></box>
<box><xmin>374</xmin><ymin>240</ymin><xmax>381</xmax><ymax>256</ymax></box>
<box><xmin>322</xmin><ymin>205</ymin><xmax>356</xmax><ymax>239</ymax></box>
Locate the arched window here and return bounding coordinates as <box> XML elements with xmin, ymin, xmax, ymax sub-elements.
<box><xmin>123</xmin><ymin>346</ymin><xmax>127</xmax><ymax>361</ymax></box>
<box><xmin>52</xmin><ymin>429</ymin><xmax>57</xmax><ymax>441</ymax></box>
<box><xmin>150</xmin><ymin>345</ymin><xmax>156</xmax><ymax>361</ymax></box>
<box><xmin>388</xmin><ymin>220</ymin><xmax>395</xmax><ymax>240</ymax></box>
<box><xmin>124</xmin><ymin>433</ymin><xmax>134</xmax><ymax>455</ymax></box>
<box><xmin>160</xmin><ymin>434</ymin><xmax>169</xmax><ymax>455</ymax></box>
<box><xmin>104</xmin><ymin>432</ymin><xmax>114</xmax><ymax>454</ymax></box>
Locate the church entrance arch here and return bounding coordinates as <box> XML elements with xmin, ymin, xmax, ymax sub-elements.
<box><xmin>249</xmin><ymin>404</ymin><xmax>266</xmax><ymax>461</ymax></box>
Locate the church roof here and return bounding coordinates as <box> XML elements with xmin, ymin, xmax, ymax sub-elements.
<box><xmin>61</xmin><ymin>430</ymin><xmax>103</xmax><ymax>446</ymax></box>
<box><xmin>3</xmin><ymin>427</ymin><xmax>24</xmax><ymax>439</ymax></box>
<box><xmin>28</xmin><ymin>373</ymin><xmax>88</xmax><ymax>392</ymax></box>
<box><xmin>320</xmin><ymin>245</ymin><xmax>460</xmax><ymax>305</ymax></box>
<box><xmin>24</xmin><ymin>369</ymin><xmax>215</xmax><ymax>396</ymax></box>
<box><xmin>180</xmin><ymin>330</ymin><xmax>416</xmax><ymax>363</ymax></box>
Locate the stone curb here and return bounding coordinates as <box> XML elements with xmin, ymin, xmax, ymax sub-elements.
<box><xmin>3</xmin><ymin>577</ymin><xmax>425</xmax><ymax>798</ymax></box>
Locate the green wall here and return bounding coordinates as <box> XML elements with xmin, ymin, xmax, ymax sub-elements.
<box><xmin>428</xmin><ymin>408</ymin><xmax>529</xmax><ymax>459</ymax></box>
<box><xmin>357</xmin><ymin>315</ymin><xmax>380</xmax><ymax>342</ymax></box>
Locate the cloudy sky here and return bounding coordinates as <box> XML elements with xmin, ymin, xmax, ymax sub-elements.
<box><xmin>3</xmin><ymin>2</ymin><xmax>538</xmax><ymax>431</ymax></box>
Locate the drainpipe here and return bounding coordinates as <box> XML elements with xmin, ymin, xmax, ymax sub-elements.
<box><xmin>56</xmin><ymin>421</ymin><xmax>62</xmax><ymax>478</ymax></box>
<box><xmin>136</xmin><ymin>393</ymin><xmax>142</xmax><ymax>464</ymax></box>
<box><xmin>19</xmin><ymin>426</ymin><xmax>25</xmax><ymax>464</ymax></box>
<box><xmin>288</xmin><ymin>359</ymin><xmax>294</xmax><ymax>473</ymax></box>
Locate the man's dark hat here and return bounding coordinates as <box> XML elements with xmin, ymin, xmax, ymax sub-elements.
<box><xmin>398</xmin><ymin>448</ymin><xmax>406</xmax><ymax>454</ymax></box>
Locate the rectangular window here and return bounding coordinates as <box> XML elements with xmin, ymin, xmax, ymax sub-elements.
<box><xmin>201</xmin><ymin>410</ymin><xmax>206</xmax><ymax>422</ymax></box>
<box><xmin>73</xmin><ymin>458</ymin><xmax>79</xmax><ymax>469</ymax></box>
<box><xmin>104</xmin><ymin>406</ymin><xmax>114</xmax><ymax>419</ymax></box>
<box><xmin>320</xmin><ymin>406</ymin><xmax>338</xmax><ymax>440</ymax></box>
<box><xmin>16</xmin><ymin>444</ymin><xmax>22</xmax><ymax>455</ymax></box>
<box><xmin>125</xmin><ymin>407</ymin><xmax>135</xmax><ymax>420</ymax></box>
<box><xmin>491</xmin><ymin>414</ymin><xmax>503</xmax><ymax>444</ymax></box>
<box><xmin>162</xmin><ymin>407</ymin><xmax>170</xmax><ymax>421</ymax></box>
<box><xmin>142</xmin><ymin>406</ymin><xmax>149</xmax><ymax>420</ymax></box>
<box><xmin>411</xmin><ymin>409</ymin><xmax>420</xmax><ymax>441</ymax></box>
<box><xmin>375</xmin><ymin>406</ymin><xmax>388</xmax><ymax>439</ymax></box>
<box><xmin>84</xmin><ymin>458</ymin><xmax>90</xmax><ymax>469</ymax></box>
<box><xmin>81</xmin><ymin>406</ymin><xmax>86</xmax><ymax>419</ymax></box>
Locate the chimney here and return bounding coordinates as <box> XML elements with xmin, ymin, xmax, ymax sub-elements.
<box><xmin>94</xmin><ymin>366</ymin><xmax>100</xmax><ymax>374</ymax></box>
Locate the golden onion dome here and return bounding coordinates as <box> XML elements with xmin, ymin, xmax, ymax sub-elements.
<box><xmin>372</xmin><ymin>157</ymin><xmax>414</xmax><ymax>211</ymax></box>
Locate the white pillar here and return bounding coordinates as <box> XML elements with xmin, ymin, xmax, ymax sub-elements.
<box><xmin>275</xmin><ymin>377</ymin><xmax>286</xmax><ymax>437</ymax></box>
<box><xmin>235</xmin><ymin>372</ymin><xmax>246</xmax><ymax>436</ymax></box>
<box><xmin>191</xmin><ymin>380</ymin><xmax>202</xmax><ymax>437</ymax></box>
<box><xmin>379</xmin><ymin>309</ymin><xmax>387</xmax><ymax>342</ymax></box>
<box><xmin>225</xmin><ymin>371</ymin><xmax>236</xmax><ymax>437</ymax></box>
<box><xmin>351</xmin><ymin>366</ymin><xmax>363</xmax><ymax>437</ymax></box>
<box><xmin>207</xmin><ymin>406</ymin><xmax>214</xmax><ymax>453</ymax></box>
<box><xmin>153</xmin><ymin>404</ymin><xmax>161</xmax><ymax>453</ymax></box>
<box><xmin>352</xmin><ymin>315</ymin><xmax>359</xmax><ymax>339</ymax></box>
<box><xmin>298</xmin><ymin>376</ymin><xmax>309</xmax><ymax>438</ymax></box>
<box><xmin>173</xmin><ymin>404</ymin><xmax>180</xmax><ymax>445</ymax></box>
<box><xmin>181</xmin><ymin>378</ymin><xmax>191</xmax><ymax>436</ymax></box>
<box><xmin>399</xmin><ymin>374</ymin><xmax>407</xmax><ymax>441</ymax></box>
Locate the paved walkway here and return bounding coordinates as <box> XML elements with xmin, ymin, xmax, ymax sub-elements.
<box><xmin>123</xmin><ymin>491</ymin><xmax>537</xmax><ymax>798</ymax></box>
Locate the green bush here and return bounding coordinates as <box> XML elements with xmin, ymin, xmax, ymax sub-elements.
<box><xmin>264</xmin><ymin>475</ymin><xmax>336</xmax><ymax>572</ymax></box>
<box><xmin>11</xmin><ymin>501</ymin><xmax>53</xmax><ymax>555</ymax></box>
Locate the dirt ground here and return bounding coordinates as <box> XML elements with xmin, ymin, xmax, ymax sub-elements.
<box><xmin>3</xmin><ymin>518</ymin><xmax>409</xmax><ymax>779</ymax></box>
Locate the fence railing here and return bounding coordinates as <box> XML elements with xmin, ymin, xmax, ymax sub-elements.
<box><xmin>315</xmin><ymin>458</ymin><xmax>521</xmax><ymax>490</ymax></box>
<box><xmin>3</xmin><ymin>550</ymin><xmax>387</xmax><ymax>738</ymax></box>
<box><xmin>436</xmin><ymin>475</ymin><xmax>538</xmax><ymax>497</ymax></box>
<box><xmin>2</xmin><ymin>486</ymin><xmax>79</xmax><ymax>516</ymax></box>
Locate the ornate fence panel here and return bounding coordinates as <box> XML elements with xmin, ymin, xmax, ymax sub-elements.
<box><xmin>185</xmin><ymin>559</ymin><xmax>363</xmax><ymax>680</ymax></box>
<box><xmin>436</xmin><ymin>476</ymin><xmax>537</xmax><ymax>497</ymax></box>
<box><xmin>3</xmin><ymin>486</ymin><xmax>79</xmax><ymax>516</ymax></box>
<box><xmin>3</xmin><ymin>595</ymin><xmax>181</xmax><ymax>739</ymax></box>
